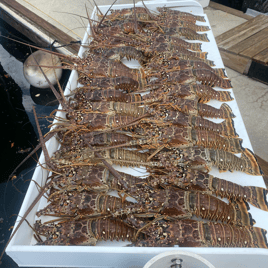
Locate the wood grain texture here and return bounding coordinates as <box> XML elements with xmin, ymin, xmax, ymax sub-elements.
<box><xmin>253</xmin><ymin>47</ymin><xmax>268</xmax><ymax>64</ymax></box>
<box><xmin>240</xmin><ymin>36</ymin><xmax>268</xmax><ymax>59</ymax></box>
<box><xmin>219</xmin><ymin>48</ymin><xmax>252</xmax><ymax>74</ymax></box>
<box><xmin>0</xmin><ymin>0</ymin><xmax>80</xmax><ymax>53</ymax></box>
<box><xmin>217</xmin><ymin>15</ymin><xmax>268</xmax><ymax>50</ymax></box>
<box><xmin>216</xmin><ymin>15</ymin><xmax>268</xmax><ymax>46</ymax></box>
<box><xmin>228</xmin><ymin>27</ymin><xmax>268</xmax><ymax>54</ymax></box>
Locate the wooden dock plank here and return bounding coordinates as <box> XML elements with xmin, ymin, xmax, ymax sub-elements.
<box><xmin>214</xmin><ymin>3</ymin><xmax>268</xmax><ymax>84</ymax></box>
<box><xmin>253</xmin><ymin>47</ymin><xmax>268</xmax><ymax>64</ymax></box>
<box><xmin>239</xmin><ymin>35</ymin><xmax>268</xmax><ymax>59</ymax></box>
<box><xmin>209</xmin><ymin>2</ymin><xmax>252</xmax><ymax>20</ymax></box>
<box><xmin>217</xmin><ymin>15</ymin><xmax>268</xmax><ymax>50</ymax></box>
<box><xmin>0</xmin><ymin>0</ymin><xmax>80</xmax><ymax>53</ymax></box>
<box><xmin>218</xmin><ymin>48</ymin><xmax>252</xmax><ymax>74</ymax></box>
<box><xmin>228</xmin><ymin>27</ymin><xmax>268</xmax><ymax>54</ymax></box>
<box><xmin>216</xmin><ymin>15</ymin><xmax>268</xmax><ymax>46</ymax></box>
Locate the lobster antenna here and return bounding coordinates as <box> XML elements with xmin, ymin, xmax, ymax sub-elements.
<box><xmin>31</xmin><ymin>52</ymin><xmax>68</xmax><ymax>111</ymax></box>
<box><xmin>133</xmin><ymin>0</ymin><xmax>138</xmax><ymax>34</ymax></box>
<box><xmin>0</xmin><ymin>182</ymin><xmax>53</xmax><ymax>263</ymax></box>
<box><xmin>85</xmin><ymin>141</ymin><xmax>129</xmax><ymax>191</ymax></box>
<box><xmin>85</xmin><ymin>5</ymin><xmax>99</xmax><ymax>41</ymax></box>
<box><xmin>91</xmin><ymin>0</ymin><xmax>103</xmax><ymax>15</ymax></box>
<box><xmin>141</xmin><ymin>0</ymin><xmax>156</xmax><ymax>20</ymax></box>
<box><xmin>97</xmin><ymin>0</ymin><xmax>118</xmax><ymax>29</ymax></box>
<box><xmin>0</xmin><ymin>34</ymin><xmax>79</xmax><ymax>63</ymax></box>
<box><xmin>8</xmin><ymin>132</ymin><xmax>55</xmax><ymax>180</ymax></box>
<box><xmin>32</xmin><ymin>107</ymin><xmax>50</xmax><ymax>164</ymax></box>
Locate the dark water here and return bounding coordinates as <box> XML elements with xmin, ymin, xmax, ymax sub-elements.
<box><xmin>0</xmin><ymin>18</ymin><xmax>71</xmax><ymax>267</ymax></box>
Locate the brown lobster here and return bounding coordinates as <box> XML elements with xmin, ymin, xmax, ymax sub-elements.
<box><xmin>46</xmin><ymin>164</ymin><xmax>268</xmax><ymax>212</ymax></box>
<box><xmin>148</xmin><ymin>169</ymin><xmax>268</xmax><ymax>211</ymax></box>
<box><xmin>128</xmin><ymin>217</ymin><xmax>268</xmax><ymax>248</ymax></box>
<box><xmin>149</xmin><ymin>69</ymin><xmax>232</xmax><ymax>89</ymax></box>
<box><xmin>155</xmin><ymin>146</ymin><xmax>263</xmax><ymax>175</ymax></box>
<box><xmin>34</xmin><ymin>218</ymin><xmax>145</xmax><ymax>245</ymax></box>
<box><xmin>156</xmin><ymin>7</ymin><xmax>206</xmax><ymax>22</ymax></box>
<box><xmin>146</xmin><ymin>59</ymin><xmax>227</xmax><ymax>79</ymax></box>
<box><xmin>32</xmin><ymin>217</ymin><xmax>268</xmax><ymax>248</ymax></box>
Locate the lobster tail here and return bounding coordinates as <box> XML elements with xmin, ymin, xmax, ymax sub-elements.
<box><xmin>192</xmin><ymin>69</ymin><xmax>232</xmax><ymax>89</ymax></box>
<box><xmin>247</xmin><ymin>187</ymin><xmax>268</xmax><ymax>211</ymax></box>
<box><xmin>233</xmin><ymin>200</ymin><xmax>254</xmax><ymax>226</ymax></box>
<box><xmin>255</xmin><ymin>228</ymin><xmax>268</xmax><ymax>248</ymax></box>
<box><xmin>219</xmin><ymin>103</ymin><xmax>235</xmax><ymax>119</ymax></box>
<box><xmin>197</xmin><ymin>103</ymin><xmax>235</xmax><ymax>119</ymax></box>
<box><xmin>193</xmin><ymin>84</ymin><xmax>233</xmax><ymax>103</ymax></box>
<box><xmin>219</xmin><ymin>118</ymin><xmax>238</xmax><ymax>137</ymax></box>
<box><xmin>197</xmin><ymin>32</ymin><xmax>209</xmax><ymax>42</ymax></box>
<box><xmin>190</xmin><ymin>42</ymin><xmax>202</xmax><ymax>52</ymax></box>
<box><xmin>215</xmin><ymin>90</ymin><xmax>233</xmax><ymax>102</ymax></box>
<box><xmin>134</xmin><ymin>68</ymin><xmax>147</xmax><ymax>91</ymax></box>
<box><xmin>208</xmin><ymin>148</ymin><xmax>262</xmax><ymax>175</ymax></box>
<box><xmin>218</xmin><ymin>78</ymin><xmax>232</xmax><ymax>89</ymax></box>
<box><xmin>194</xmin><ymin>25</ymin><xmax>210</xmax><ymax>32</ymax></box>
<box><xmin>241</xmin><ymin>148</ymin><xmax>263</xmax><ymax>176</ymax></box>
<box><xmin>227</xmin><ymin>137</ymin><xmax>244</xmax><ymax>153</ymax></box>
<box><xmin>214</xmin><ymin>68</ymin><xmax>228</xmax><ymax>78</ymax></box>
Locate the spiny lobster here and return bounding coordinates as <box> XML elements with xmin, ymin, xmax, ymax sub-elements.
<box><xmin>32</xmin><ymin>217</ymin><xmax>268</xmax><ymax>248</ymax></box>
<box><xmin>128</xmin><ymin>217</ymin><xmax>268</xmax><ymax>248</ymax></box>
<box><xmin>49</xmin><ymin>146</ymin><xmax>262</xmax><ymax>176</ymax></box>
<box><xmin>37</xmin><ymin>186</ymin><xmax>253</xmax><ymax>227</ymax></box>
<box><xmin>34</xmin><ymin>218</ymin><xmax>145</xmax><ymax>245</ymax></box>
<box><xmin>46</xmin><ymin>164</ymin><xmax>268</xmax><ymax>212</ymax></box>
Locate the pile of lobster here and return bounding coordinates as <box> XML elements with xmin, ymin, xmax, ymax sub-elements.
<box><xmin>24</xmin><ymin>3</ymin><xmax>268</xmax><ymax>248</ymax></box>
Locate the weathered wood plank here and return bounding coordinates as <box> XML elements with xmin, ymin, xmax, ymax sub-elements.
<box><xmin>240</xmin><ymin>35</ymin><xmax>268</xmax><ymax>59</ymax></box>
<box><xmin>208</xmin><ymin>2</ymin><xmax>252</xmax><ymax>20</ymax></box>
<box><xmin>218</xmin><ymin>15</ymin><xmax>268</xmax><ymax>50</ymax></box>
<box><xmin>219</xmin><ymin>48</ymin><xmax>252</xmax><ymax>74</ymax></box>
<box><xmin>0</xmin><ymin>0</ymin><xmax>80</xmax><ymax>53</ymax></box>
<box><xmin>228</xmin><ymin>27</ymin><xmax>268</xmax><ymax>54</ymax></box>
<box><xmin>0</xmin><ymin>7</ymin><xmax>48</xmax><ymax>48</ymax></box>
<box><xmin>216</xmin><ymin>15</ymin><xmax>268</xmax><ymax>46</ymax></box>
<box><xmin>253</xmin><ymin>47</ymin><xmax>268</xmax><ymax>64</ymax></box>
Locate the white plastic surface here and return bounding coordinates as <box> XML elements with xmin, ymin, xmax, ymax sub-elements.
<box><xmin>144</xmin><ymin>0</ymin><xmax>210</xmax><ymax>8</ymax></box>
<box><xmin>6</xmin><ymin>1</ymin><xmax>268</xmax><ymax>267</ymax></box>
<box><xmin>143</xmin><ymin>251</ymin><xmax>215</xmax><ymax>268</ymax></box>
